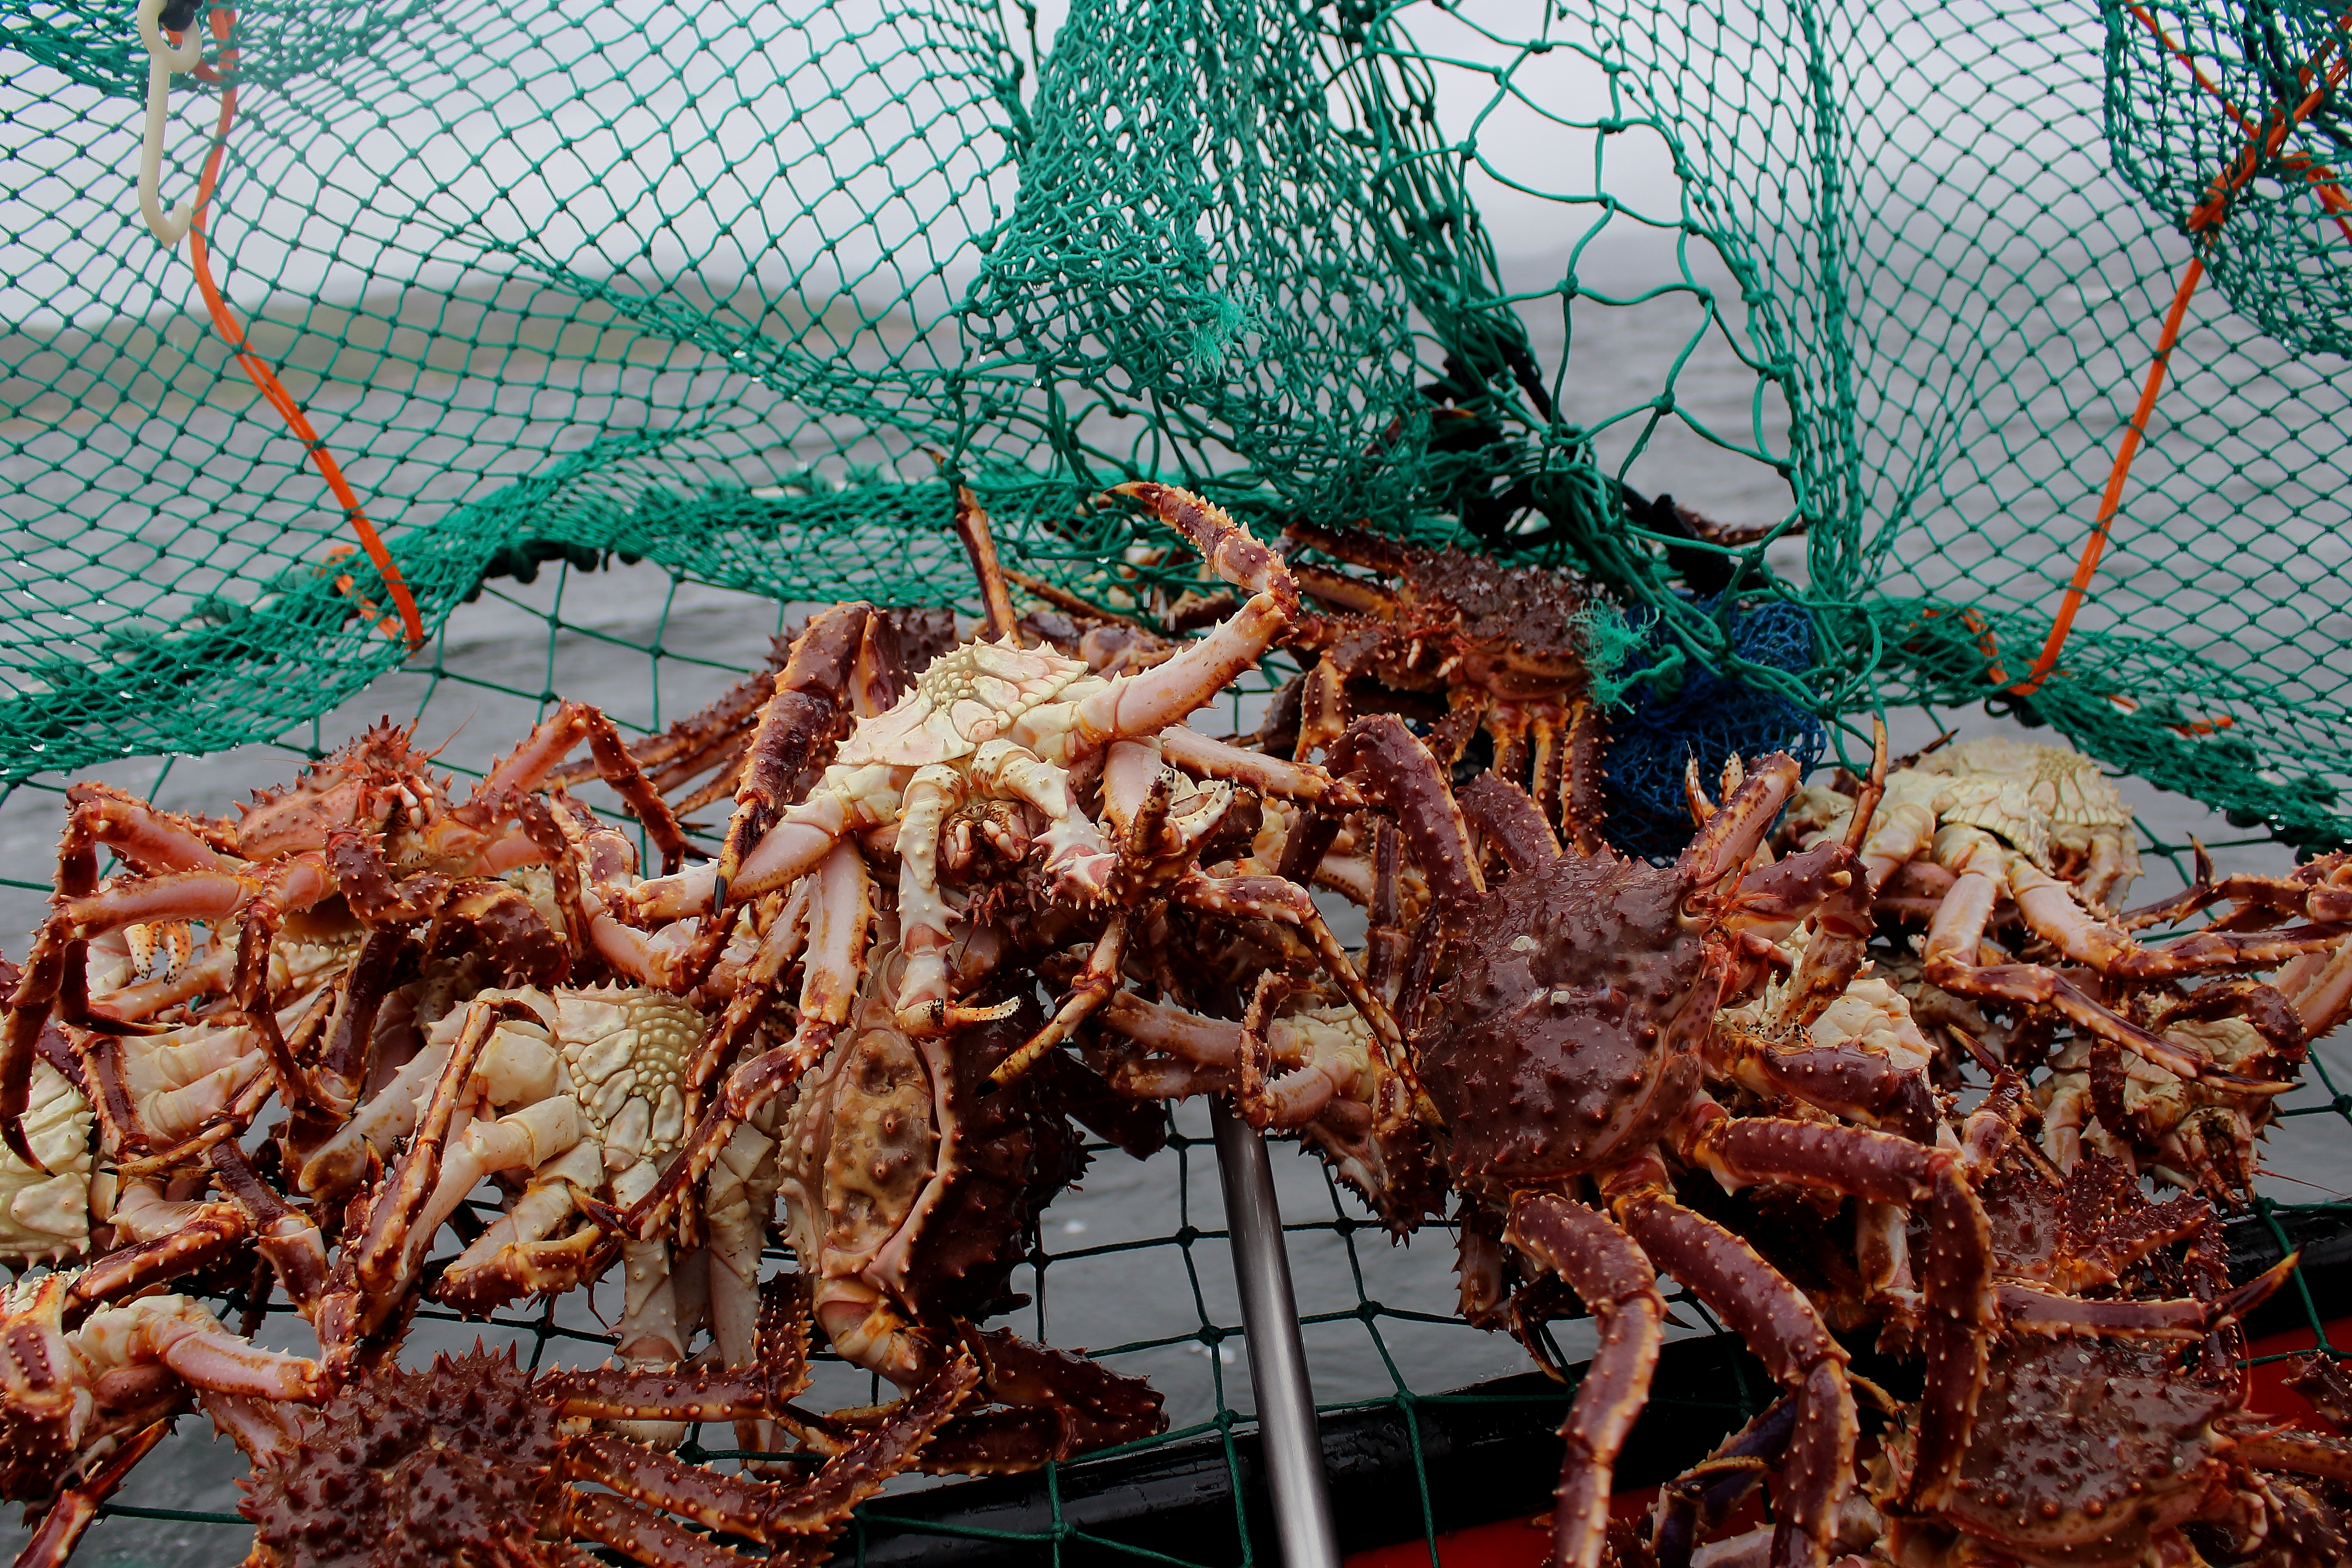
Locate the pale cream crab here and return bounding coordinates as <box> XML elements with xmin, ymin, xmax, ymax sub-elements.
<box><xmin>1785</xmin><ymin>736</ymin><xmax>2341</xmax><ymax>1100</ymax></box>
<box><xmin>295</xmin><ymin>985</ymin><xmax>711</xmax><ymax>1321</ymax></box>
<box><xmin>2038</xmin><ymin>1012</ymin><xmax>2294</xmax><ymax>1201</ymax></box>
<box><xmin>605</xmin><ymin>484</ymin><xmax>1391</xmax><ymax>1245</ymax></box>
<box><xmin>616</xmin><ymin>481</ymin><xmax>1371</xmax><ymax>1040</ymax></box>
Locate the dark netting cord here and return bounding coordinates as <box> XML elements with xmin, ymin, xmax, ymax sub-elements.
<box><xmin>1603</xmin><ymin>597</ymin><xmax>1827</xmax><ymax>860</ymax></box>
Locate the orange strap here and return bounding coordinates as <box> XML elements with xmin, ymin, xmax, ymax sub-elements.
<box><xmin>2007</xmin><ymin>9</ymin><xmax>2350</xmax><ymax>696</ymax></box>
<box><xmin>181</xmin><ymin>9</ymin><xmax>424</xmax><ymax>650</ymax></box>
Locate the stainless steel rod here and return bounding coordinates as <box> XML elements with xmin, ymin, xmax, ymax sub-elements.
<box><xmin>1211</xmin><ymin>1097</ymin><xmax>1341</xmax><ymax>1568</ymax></box>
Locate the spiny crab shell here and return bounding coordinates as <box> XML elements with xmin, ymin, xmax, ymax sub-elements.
<box><xmin>839</xmin><ymin>640</ymin><xmax>1098</xmax><ymax>768</ymax></box>
<box><xmin>1877</xmin><ymin>1336</ymin><xmax>2231</xmax><ymax>1568</ymax></box>
<box><xmin>460</xmin><ymin>983</ymin><xmax>703</xmax><ymax>1206</ymax></box>
<box><xmin>778</xmin><ymin>937</ymin><xmax>1080</xmax><ymax>1360</ymax></box>
<box><xmin>1417</xmin><ymin>844</ymin><xmax>1715</xmax><ymax>1190</ymax></box>
<box><xmin>241</xmin><ymin>1349</ymin><xmax>564</xmax><ymax>1568</ymax></box>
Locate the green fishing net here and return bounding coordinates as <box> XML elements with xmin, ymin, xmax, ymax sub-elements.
<box><xmin>5</xmin><ymin>0</ymin><xmax>2351</xmax><ymax>843</ymax></box>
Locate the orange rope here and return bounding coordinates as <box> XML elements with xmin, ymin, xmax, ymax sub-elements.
<box><xmin>2007</xmin><ymin>9</ymin><xmax>2350</xmax><ymax>697</ymax></box>
<box><xmin>2127</xmin><ymin>3</ymin><xmax>2352</xmax><ymax>245</ymax></box>
<box><xmin>180</xmin><ymin>8</ymin><xmax>424</xmax><ymax>651</ymax></box>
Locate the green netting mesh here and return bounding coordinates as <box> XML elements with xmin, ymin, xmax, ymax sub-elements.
<box><xmin>6</xmin><ymin>0</ymin><xmax>2351</xmax><ymax>844</ymax></box>
<box><xmin>0</xmin><ymin>570</ymin><xmax>2343</xmax><ymax>1565</ymax></box>
<box><xmin>2104</xmin><ymin>0</ymin><xmax>2352</xmax><ymax>358</ymax></box>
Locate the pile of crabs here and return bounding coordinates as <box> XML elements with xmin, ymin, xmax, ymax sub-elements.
<box><xmin>0</xmin><ymin>481</ymin><xmax>2347</xmax><ymax>1568</ymax></box>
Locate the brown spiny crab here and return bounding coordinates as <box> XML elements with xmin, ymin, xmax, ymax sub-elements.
<box><xmin>222</xmin><ymin>1281</ymin><xmax>977</xmax><ymax>1568</ymax></box>
<box><xmin>1323</xmin><ymin>714</ymin><xmax>2005</xmax><ymax>1568</ymax></box>
<box><xmin>765</xmin><ymin>922</ymin><xmax>1167</xmax><ymax>1471</ymax></box>
<box><xmin>1869</xmin><ymin>1299</ymin><xmax>2352</xmax><ymax>1567</ymax></box>
<box><xmin>0</xmin><ymin>1270</ymin><xmax>322</xmax><ymax>1568</ymax></box>
<box><xmin>1271</xmin><ymin>518</ymin><xmax>1609</xmax><ymax>851</ymax></box>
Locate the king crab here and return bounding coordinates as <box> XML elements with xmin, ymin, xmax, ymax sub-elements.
<box><xmin>0</xmin><ymin>706</ymin><xmax>692</xmax><ymax>1167</ymax></box>
<box><xmin>1271</xmin><ymin>519</ymin><xmax>1610</xmax><ymax>851</ymax></box>
<box><xmin>600</xmin><ymin>485</ymin><xmax>1393</xmax><ymax>1237</ymax></box>
<box><xmin>1309</xmin><ymin>715</ymin><xmax>2269</xmax><ymax>1568</ymax></box>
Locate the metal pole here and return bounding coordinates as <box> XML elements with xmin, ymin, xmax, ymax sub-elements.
<box><xmin>1212</xmin><ymin>1097</ymin><xmax>1341</xmax><ymax>1568</ymax></box>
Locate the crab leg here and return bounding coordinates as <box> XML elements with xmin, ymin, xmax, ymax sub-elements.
<box><xmin>207</xmin><ymin>1143</ymin><xmax>328</xmax><ymax>1318</ymax></box>
<box><xmin>1502</xmin><ymin>1192</ymin><xmax>1666</xmax><ymax>1568</ymax></box>
<box><xmin>1161</xmin><ymin>725</ymin><xmax>1362</xmax><ymax>810</ymax></box>
<box><xmin>1457</xmin><ymin>773</ymin><xmax>1563</xmax><ymax>875</ymax></box>
<box><xmin>987</xmin><ymin>913</ymin><xmax>1126</xmax><ymax>1091</ymax></box>
<box><xmin>1235</xmin><ymin>974</ymin><xmax>1345</xmax><ymax>1129</ymax></box>
<box><xmin>1602</xmin><ymin>1162</ymin><xmax>1856</xmax><ymax>1567</ymax></box>
<box><xmin>1925</xmin><ymin>828</ymin><xmax>2223</xmax><ymax>1082</ymax></box>
<box><xmin>12</xmin><ymin>1416</ymin><xmax>170</xmax><ymax>1568</ymax></box>
<box><xmin>318</xmin><ymin>998</ymin><xmax>532</xmax><ymax>1365</ymax></box>
<box><xmin>2010</xmin><ymin>859</ymin><xmax>2347</xmax><ymax>978</ymax></box>
<box><xmin>467</xmin><ymin>701</ymin><xmax>691</xmax><ymax>874</ymax></box>
<box><xmin>615</xmin><ymin>844</ymin><xmax>870</xmax><ymax>1241</ymax></box>
<box><xmin>714</xmin><ymin>603</ymin><xmax>872</xmax><ymax>885</ymax></box>
<box><xmin>889</xmin><ymin>764</ymin><xmax>962</xmax><ymax>1035</ymax></box>
<box><xmin>1167</xmin><ymin>871</ymin><xmax>1405</xmax><ymax>1057</ymax></box>
<box><xmin>1676</xmin><ymin>1110</ymin><xmax>1991</xmax><ymax>1515</ymax></box>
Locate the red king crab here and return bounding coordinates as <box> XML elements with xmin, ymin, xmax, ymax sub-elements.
<box><xmin>601</xmin><ymin>484</ymin><xmax>1391</xmax><ymax>1238</ymax></box>
<box><xmin>1272</xmin><ymin>519</ymin><xmax>1610</xmax><ymax>851</ymax></box>
<box><xmin>754</xmin><ymin>908</ymin><xmax>1165</xmax><ymax>1471</ymax></box>
<box><xmin>0</xmin><ymin>1263</ymin><xmax>323</xmax><ymax>1568</ymax></box>
<box><xmin>1782</xmin><ymin>739</ymin><xmax>2344</xmax><ymax>1161</ymax></box>
<box><xmin>1867</xmin><ymin>1153</ymin><xmax>2350</xmax><ymax>1568</ymax></box>
<box><xmin>0</xmin><ymin>705</ymin><xmax>694</xmax><ymax>1168</ymax></box>
<box><xmin>211</xmin><ymin>1277</ymin><xmax>977</xmax><ymax>1568</ymax></box>
<box><xmin>1308</xmin><ymin>715</ymin><xmax>2270</xmax><ymax>1568</ymax></box>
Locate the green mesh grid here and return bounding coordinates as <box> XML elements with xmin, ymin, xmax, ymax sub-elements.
<box><xmin>2103</xmin><ymin>0</ymin><xmax>2352</xmax><ymax>358</ymax></box>
<box><xmin>4</xmin><ymin>0</ymin><xmax>2349</xmax><ymax>844</ymax></box>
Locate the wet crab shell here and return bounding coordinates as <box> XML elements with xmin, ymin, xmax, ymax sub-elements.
<box><xmin>1416</xmin><ymin>846</ymin><xmax>1715</xmax><ymax>1189</ymax></box>
<box><xmin>240</xmin><ymin>1348</ymin><xmax>565</xmax><ymax>1568</ymax></box>
<box><xmin>837</xmin><ymin>641</ymin><xmax>1097</xmax><ymax>768</ymax></box>
<box><xmin>1883</xmin><ymin>1336</ymin><xmax>2232</xmax><ymax>1568</ymax></box>
<box><xmin>781</xmin><ymin>948</ymin><xmax>1081</xmax><ymax>1322</ymax></box>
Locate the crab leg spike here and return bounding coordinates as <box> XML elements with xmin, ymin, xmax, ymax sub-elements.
<box><xmin>12</xmin><ymin>1417</ymin><xmax>172</xmax><ymax>1568</ymax></box>
<box><xmin>1503</xmin><ymin>1192</ymin><xmax>1666</xmax><ymax>1568</ymax></box>
<box><xmin>1606</xmin><ymin>1166</ymin><xmax>1855</xmax><ymax>1563</ymax></box>
<box><xmin>953</xmin><ymin>486</ymin><xmax>1020</xmax><ymax>642</ymax></box>
<box><xmin>543</xmin><ymin>1361</ymin><xmax>775</xmax><ymax>1422</ymax></box>
<box><xmin>987</xmin><ymin>913</ymin><xmax>1127</xmax><ymax>1093</ymax></box>
<box><xmin>717</xmin><ymin>603</ymin><xmax>871</xmax><ymax>886</ymax></box>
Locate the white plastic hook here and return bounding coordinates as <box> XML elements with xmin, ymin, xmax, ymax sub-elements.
<box><xmin>135</xmin><ymin>0</ymin><xmax>205</xmax><ymax>245</ymax></box>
